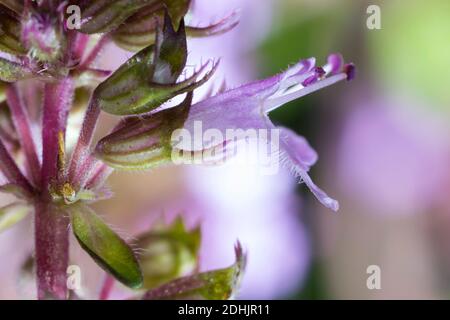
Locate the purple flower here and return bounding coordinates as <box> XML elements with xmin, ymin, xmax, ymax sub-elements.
<box><xmin>98</xmin><ymin>54</ymin><xmax>354</xmax><ymax>211</ymax></box>
<box><xmin>180</xmin><ymin>55</ymin><xmax>353</xmax><ymax>211</ymax></box>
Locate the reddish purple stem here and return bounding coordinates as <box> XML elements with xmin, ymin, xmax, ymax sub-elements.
<box><xmin>34</xmin><ymin>201</ymin><xmax>70</xmax><ymax>300</ymax></box>
<box><xmin>6</xmin><ymin>85</ymin><xmax>41</xmax><ymax>187</ymax></box>
<box><xmin>68</xmin><ymin>97</ymin><xmax>100</xmax><ymax>189</ymax></box>
<box><xmin>35</xmin><ymin>79</ymin><xmax>74</xmax><ymax>300</ymax></box>
<box><xmin>41</xmin><ymin>78</ymin><xmax>74</xmax><ymax>194</ymax></box>
<box><xmin>0</xmin><ymin>139</ymin><xmax>34</xmax><ymax>195</ymax></box>
<box><xmin>99</xmin><ymin>275</ymin><xmax>115</xmax><ymax>300</ymax></box>
<box><xmin>85</xmin><ymin>161</ymin><xmax>114</xmax><ymax>190</ymax></box>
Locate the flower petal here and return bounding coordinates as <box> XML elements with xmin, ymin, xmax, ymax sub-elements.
<box><xmin>279</xmin><ymin>127</ymin><xmax>339</xmax><ymax>211</ymax></box>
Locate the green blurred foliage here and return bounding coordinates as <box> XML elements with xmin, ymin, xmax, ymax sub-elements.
<box><xmin>369</xmin><ymin>0</ymin><xmax>450</xmax><ymax>110</ymax></box>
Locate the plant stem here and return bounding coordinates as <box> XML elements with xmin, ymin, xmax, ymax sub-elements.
<box><xmin>68</xmin><ymin>97</ymin><xmax>100</xmax><ymax>188</ymax></box>
<box><xmin>99</xmin><ymin>275</ymin><xmax>115</xmax><ymax>300</ymax></box>
<box><xmin>41</xmin><ymin>78</ymin><xmax>73</xmax><ymax>194</ymax></box>
<box><xmin>35</xmin><ymin>79</ymin><xmax>74</xmax><ymax>300</ymax></box>
<box><xmin>0</xmin><ymin>138</ymin><xmax>34</xmax><ymax>195</ymax></box>
<box><xmin>35</xmin><ymin>200</ymin><xmax>69</xmax><ymax>300</ymax></box>
<box><xmin>6</xmin><ymin>84</ymin><xmax>41</xmax><ymax>186</ymax></box>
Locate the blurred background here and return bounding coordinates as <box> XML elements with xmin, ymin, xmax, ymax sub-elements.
<box><xmin>1</xmin><ymin>0</ymin><xmax>450</xmax><ymax>299</ymax></box>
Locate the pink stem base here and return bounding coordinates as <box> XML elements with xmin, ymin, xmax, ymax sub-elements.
<box><xmin>35</xmin><ymin>201</ymin><xmax>69</xmax><ymax>300</ymax></box>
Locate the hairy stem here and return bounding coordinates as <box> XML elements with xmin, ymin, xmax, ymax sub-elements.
<box><xmin>41</xmin><ymin>78</ymin><xmax>74</xmax><ymax>194</ymax></box>
<box><xmin>0</xmin><ymin>138</ymin><xmax>34</xmax><ymax>195</ymax></box>
<box><xmin>36</xmin><ymin>79</ymin><xmax>74</xmax><ymax>300</ymax></box>
<box><xmin>35</xmin><ymin>200</ymin><xmax>69</xmax><ymax>300</ymax></box>
<box><xmin>6</xmin><ymin>85</ymin><xmax>41</xmax><ymax>186</ymax></box>
<box><xmin>68</xmin><ymin>97</ymin><xmax>100</xmax><ymax>189</ymax></box>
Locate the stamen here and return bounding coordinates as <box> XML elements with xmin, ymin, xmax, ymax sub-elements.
<box><xmin>265</xmin><ymin>73</ymin><xmax>347</xmax><ymax>113</ymax></box>
<box><xmin>301</xmin><ymin>67</ymin><xmax>325</xmax><ymax>86</ymax></box>
<box><xmin>344</xmin><ymin>63</ymin><xmax>355</xmax><ymax>81</ymax></box>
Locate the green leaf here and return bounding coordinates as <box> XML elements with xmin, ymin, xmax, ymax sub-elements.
<box><xmin>142</xmin><ymin>242</ymin><xmax>247</xmax><ymax>300</ymax></box>
<box><xmin>0</xmin><ymin>57</ymin><xmax>31</xmax><ymax>82</ymax></box>
<box><xmin>0</xmin><ymin>81</ymin><xmax>7</xmax><ymax>103</ymax></box>
<box><xmin>0</xmin><ymin>6</ymin><xmax>26</xmax><ymax>55</ymax></box>
<box><xmin>137</xmin><ymin>216</ymin><xmax>201</xmax><ymax>289</ymax></box>
<box><xmin>69</xmin><ymin>204</ymin><xmax>143</xmax><ymax>289</ymax></box>
<box><xmin>0</xmin><ymin>202</ymin><xmax>31</xmax><ymax>233</ymax></box>
<box><xmin>112</xmin><ymin>0</ymin><xmax>191</xmax><ymax>51</ymax></box>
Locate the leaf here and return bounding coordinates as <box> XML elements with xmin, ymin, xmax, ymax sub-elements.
<box><xmin>0</xmin><ymin>183</ymin><xmax>31</xmax><ymax>200</ymax></box>
<box><xmin>0</xmin><ymin>57</ymin><xmax>31</xmax><ymax>82</ymax></box>
<box><xmin>0</xmin><ymin>202</ymin><xmax>31</xmax><ymax>233</ymax></box>
<box><xmin>0</xmin><ymin>6</ymin><xmax>26</xmax><ymax>55</ymax></box>
<box><xmin>142</xmin><ymin>242</ymin><xmax>247</xmax><ymax>300</ymax></box>
<box><xmin>69</xmin><ymin>204</ymin><xmax>143</xmax><ymax>289</ymax></box>
<box><xmin>137</xmin><ymin>216</ymin><xmax>201</xmax><ymax>289</ymax></box>
<box><xmin>95</xmin><ymin>92</ymin><xmax>192</xmax><ymax>169</ymax></box>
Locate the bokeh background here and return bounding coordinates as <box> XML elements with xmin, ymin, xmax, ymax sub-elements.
<box><xmin>1</xmin><ymin>0</ymin><xmax>450</xmax><ymax>299</ymax></box>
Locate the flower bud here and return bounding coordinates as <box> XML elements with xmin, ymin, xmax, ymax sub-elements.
<box><xmin>137</xmin><ymin>217</ymin><xmax>200</xmax><ymax>289</ymax></box>
<box><xmin>22</xmin><ymin>11</ymin><xmax>66</xmax><ymax>63</ymax></box>
<box><xmin>95</xmin><ymin>92</ymin><xmax>192</xmax><ymax>169</ymax></box>
<box><xmin>143</xmin><ymin>242</ymin><xmax>246</xmax><ymax>300</ymax></box>
<box><xmin>94</xmin><ymin>13</ymin><xmax>217</xmax><ymax>115</ymax></box>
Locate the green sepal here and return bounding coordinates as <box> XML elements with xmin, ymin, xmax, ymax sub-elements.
<box><xmin>137</xmin><ymin>216</ymin><xmax>201</xmax><ymax>289</ymax></box>
<box><xmin>142</xmin><ymin>242</ymin><xmax>247</xmax><ymax>300</ymax></box>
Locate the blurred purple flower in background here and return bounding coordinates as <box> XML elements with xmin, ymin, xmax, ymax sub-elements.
<box><xmin>336</xmin><ymin>93</ymin><xmax>449</xmax><ymax>216</ymax></box>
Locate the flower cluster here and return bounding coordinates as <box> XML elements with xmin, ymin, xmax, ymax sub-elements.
<box><xmin>0</xmin><ymin>0</ymin><xmax>353</xmax><ymax>299</ymax></box>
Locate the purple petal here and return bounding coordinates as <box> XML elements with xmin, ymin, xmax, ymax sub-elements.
<box><xmin>279</xmin><ymin>127</ymin><xmax>339</xmax><ymax>211</ymax></box>
<box><xmin>326</xmin><ymin>53</ymin><xmax>343</xmax><ymax>74</ymax></box>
